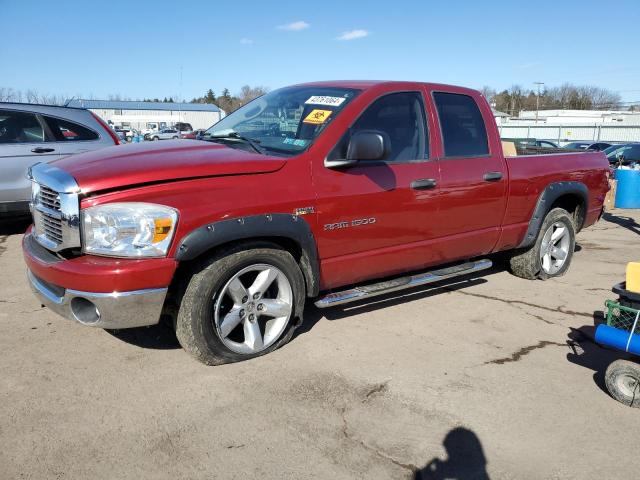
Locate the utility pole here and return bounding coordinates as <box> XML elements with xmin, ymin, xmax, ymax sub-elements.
<box><xmin>534</xmin><ymin>82</ymin><xmax>544</xmax><ymax>124</ymax></box>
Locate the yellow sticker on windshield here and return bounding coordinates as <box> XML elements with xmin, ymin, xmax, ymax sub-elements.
<box><xmin>303</xmin><ymin>109</ymin><xmax>332</xmax><ymax>125</ymax></box>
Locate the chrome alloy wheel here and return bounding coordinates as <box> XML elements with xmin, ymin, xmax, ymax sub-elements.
<box><xmin>213</xmin><ymin>264</ymin><xmax>293</xmax><ymax>354</ymax></box>
<box><xmin>540</xmin><ymin>221</ymin><xmax>571</xmax><ymax>275</ymax></box>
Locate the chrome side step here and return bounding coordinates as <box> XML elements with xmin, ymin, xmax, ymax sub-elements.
<box><xmin>314</xmin><ymin>259</ymin><xmax>492</xmax><ymax>308</ymax></box>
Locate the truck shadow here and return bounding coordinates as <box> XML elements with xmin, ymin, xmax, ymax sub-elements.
<box><xmin>105</xmin><ymin>321</ymin><xmax>181</xmax><ymax>350</ymax></box>
<box><xmin>295</xmin><ymin>261</ymin><xmax>505</xmax><ymax>338</ymax></box>
<box><xmin>104</xmin><ymin>263</ymin><xmax>501</xmax><ymax>351</ymax></box>
<box><xmin>602</xmin><ymin>211</ymin><xmax>640</xmax><ymax>236</ymax></box>
<box><xmin>565</xmin><ymin>313</ymin><xmax>626</xmax><ymax>396</ymax></box>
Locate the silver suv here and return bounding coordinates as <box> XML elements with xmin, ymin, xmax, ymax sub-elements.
<box><xmin>148</xmin><ymin>128</ymin><xmax>180</xmax><ymax>141</ymax></box>
<box><xmin>0</xmin><ymin>103</ymin><xmax>120</xmax><ymax>215</ymax></box>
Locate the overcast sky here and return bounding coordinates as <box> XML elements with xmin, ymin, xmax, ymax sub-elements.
<box><xmin>2</xmin><ymin>0</ymin><xmax>639</xmax><ymax>104</ymax></box>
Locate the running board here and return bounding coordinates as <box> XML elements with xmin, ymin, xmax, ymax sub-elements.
<box><xmin>314</xmin><ymin>259</ymin><xmax>492</xmax><ymax>308</ymax></box>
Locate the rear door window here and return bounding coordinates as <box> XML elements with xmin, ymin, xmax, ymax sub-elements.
<box><xmin>433</xmin><ymin>92</ymin><xmax>489</xmax><ymax>157</ymax></box>
<box><xmin>0</xmin><ymin>109</ymin><xmax>45</xmax><ymax>144</ymax></box>
<box><xmin>43</xmin><ymin>116</ymin><xmax>99</xmax><ymax>141</ymax></box>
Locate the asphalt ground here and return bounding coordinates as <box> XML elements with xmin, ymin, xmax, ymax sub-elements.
<box><xmin>1</xmin><ymin>210</ymin><xmax>639</xmax><ymax>479</ymax></box>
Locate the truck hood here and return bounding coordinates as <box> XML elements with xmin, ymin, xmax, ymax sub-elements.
<box><xmin>51</xmin><ymin>140</ymin><xmax>286</xmax><ymax>194</ymax></box>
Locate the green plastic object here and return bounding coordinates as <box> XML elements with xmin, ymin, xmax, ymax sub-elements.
<box><xmin>605</xmin><ymin>300</ymin><xmax>640</xmax><ymax>334</ymax></box>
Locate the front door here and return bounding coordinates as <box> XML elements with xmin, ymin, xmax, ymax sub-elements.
<box><xmin>312</xmin><ymin>91</ymin><xmax>442</xmax><ymax>290</ymax></box>
<box><xmin>0</xmin><ymin>109</ymin><xmax>59</xmax><ymax>207</ymax></box>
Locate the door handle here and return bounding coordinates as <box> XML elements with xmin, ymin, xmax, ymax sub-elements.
<box><xmin>31</xmin><ymin>147</ymin><xmax>55</xmax><ymax>153</ymax></box>
<box><xmin>483</xmin><ymin>171</ymin><xmax>503</xmax><ymax>182</ymax></box>
<box><xmin>411</xmin><ymin>178</ymin><xmax>437</xmax><ymax>190</ymax></box>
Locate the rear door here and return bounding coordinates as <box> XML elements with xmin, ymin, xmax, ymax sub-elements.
<box><xmin>0</xmin><ymin>109</ymin><xmax>59</xmax><ymax>205</ymax></box>
<box><xmin>428</xmin><ymin>90</ymin><xmax>507</xmax><ymax>260</ymax></box>
<box><xmin>41</xmin><ymin>114</ymin><xmax>103</xmax><ymax>155</ymax></box>
<box><xmin>313</xmin><ymin>91</ymin><xmax>442</xmax><ymax>289</ymax></box>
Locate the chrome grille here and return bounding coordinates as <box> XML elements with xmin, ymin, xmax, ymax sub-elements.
<box><xmin>38</xmin><ymin>185</ymin><xmax>61</xmax><ymax>210</ymax></box>
<box><xmin>40</xmin><ymin>213</ymin><xmax>64</xmax><ymax>244</ymax></box>
<box><xmin>29</xmin><ymin>163</ymin><xmax>81</xmax><ymax>252</ymax></box>
<box><xmin>37</xmin><ymin>185</ymin><xmax>64</xmax><ymax>244</ymax></box>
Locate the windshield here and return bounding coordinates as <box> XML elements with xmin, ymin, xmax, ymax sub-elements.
<box><xmin>606</xmin><ymin>144</ymin><xmax>640</xmax><ymax>162</ymax></box>
<box><xmin>603</xmin><ymin>144</ymin><xmax>624</xmax><ymax>156</ymax></box>
<box><xmin>204</xmin><ymin>86</ymin><xmax>360</xmax><ymax>156</ymax></box>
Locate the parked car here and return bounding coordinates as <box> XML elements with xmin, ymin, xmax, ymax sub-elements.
<box><xmin>181</xmin><ymin>129</ymin><xmax>207</xmax><ymax>140</ymax></box>
<box><xmin>141</xmin><ymin>123</ymin><xmax>160</xmax><ymax>138</ymax></box>
<box><xmin>503</xmin><ymin>138</ymin><xmax>559</xmax><ymax>149</ymax></box>
<box><xmin>148</xmin><ymin>128</ymin><xmax>180</xmax><ymax>141</ymax></box>
<box><xmin>604</xmin><ymin>143</ymin><xmax>640</xmax><ymax>166</ymax></box>
<box><xmin>115</xmin><ymin>127</ymin><xmax>140</xmax><ymax>141</ymax></box>
<box><xmin>563</xmin><ymin>141</ymin><xmax>612</xmax><ymax>151</ymax></box>
<box><xmin>174</xmin><ymin>122</ymin><xmax>193</xmax><ymax>136</ymax></box>
<box><xmin>23</xmin><ymin>81</ymin><xmax>609</xmax><ymax>365</ymax></box>
<box><xmin>113</xmin><ymin>129</ymin><xmax>128</xmax><ymax>142</ymax></box>
<box><xmin>0</xmin><ymin>102</ymin><xmax>120</xmax><ymax>216</ymax></box>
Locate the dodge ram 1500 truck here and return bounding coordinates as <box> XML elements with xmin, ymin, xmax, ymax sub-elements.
<box><xmin>23</xmin><ymin>81</ymin><xmax>609</xmax><ymax>365</ymax></box>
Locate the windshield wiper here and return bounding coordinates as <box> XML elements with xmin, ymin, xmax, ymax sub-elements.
<box><xmin>204</xmin><ymin>132</ymin><xmax>265</xmax><ymax>154</ymax></box>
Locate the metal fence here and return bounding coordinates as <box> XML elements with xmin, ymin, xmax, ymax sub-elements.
<box><xmin>498</xmin><ymin>124</ymin><xmax>640</xmax><ymax>145</ymax></box>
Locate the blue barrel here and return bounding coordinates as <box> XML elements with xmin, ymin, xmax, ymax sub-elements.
<box><xmin>614</xmin><ymin>169</ymin><xmax>640</xmax><ymax>208</ymax></box>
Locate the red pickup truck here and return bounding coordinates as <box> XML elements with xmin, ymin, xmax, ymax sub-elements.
<box><xmin>23</xmin><ymin>81</ymin><xmax>609</xmax><ymax>365</ymax></box>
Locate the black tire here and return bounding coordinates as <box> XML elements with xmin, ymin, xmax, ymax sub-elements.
<box><xmin>176</xmin><ymin>243</ymin><xmax>306</xmax><ymax>365</ymax></box>
<box><xmin>605</xmin><ymin>359</ymin><xmax>640</xmax><ymax>407</ymax></box>
<box><xmin>152</xmin><ymin>136</ymin><xmax>159</xmax><ymax>141</ymax></box>
<box><xmin>172</xmin><ymin>136</ymin><xmax>178</xmax><ymax>139</ymax></box>
<box><xmin>509</xmin><ymin>207</ymin><xmax>576</xmax><ymax>280</ymax></box>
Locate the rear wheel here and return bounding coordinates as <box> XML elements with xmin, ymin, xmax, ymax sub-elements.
<box><xmin>176</xmin><ymin>244</ymin><xmax>305</xmax><ymax>365</ymax></box>
<box><xmin>605</xmin><ymin>359</ymin><xmax>640</xmax><ymax>407</ymax></box>
<box><xmin>172</xmin><ymin>136</ymin><xmax>178</xmax><ymax>139</ymax></box>
<box><xmin>509</xmin><ymin>207</ymin><xmax>576</xmax><ymax>280</ymax></box>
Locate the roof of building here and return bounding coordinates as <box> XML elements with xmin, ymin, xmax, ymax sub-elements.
<box><xmin>65</xmin><ymin>99</ymin><xmax>221</xmax><ymax>112</ymax></box>
<box><xmin>519</xmin><ymin>109</ymin><xmax>640</xmax><ymax>118</ymax></box>
<box><xmin>491</xmin><ymin>108</ymin><xmax>510</xmax><ymax>117</ymax></box>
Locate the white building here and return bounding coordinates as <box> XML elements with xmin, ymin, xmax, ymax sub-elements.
<box><xmin>514</xmin><ymin>109</ymin><xmax>640</xmax><ymax>125</ymax></box>
<box><xmin>65</xmin><ymin>99</ymin><xmax>224</xmax><ymax>131</ymax></box>
<box><xmin>492</xmin><ymin>108</ymin><xmax>510</xmax><ymax>125</ymax></box>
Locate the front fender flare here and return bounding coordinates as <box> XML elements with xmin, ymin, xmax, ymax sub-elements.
<box><xmin>175</xmin><ymin>214</ymin><xmax>320</xmax><ymax>297</ymax></box>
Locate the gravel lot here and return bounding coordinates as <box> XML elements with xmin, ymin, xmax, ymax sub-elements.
<box><xmin>1</xmin><ymin>211</ymin><xmax>639</xmax><ymax>479</ymax></box>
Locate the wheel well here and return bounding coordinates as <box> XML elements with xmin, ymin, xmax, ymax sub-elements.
<box><xmin>549</xmin><ymin>193</ymin><xmax>586</xmax><ymax>231</ymax></box>
<box><xmin>168</xmin><ymin>236</ymin><xmax>317</xmax><ymax>317</ymax></box>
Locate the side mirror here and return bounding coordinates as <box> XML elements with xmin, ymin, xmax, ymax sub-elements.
<box><xmin>325</xmin><ymin>130</ymin><xmax>389</xmax><ymax>169</ymax></box>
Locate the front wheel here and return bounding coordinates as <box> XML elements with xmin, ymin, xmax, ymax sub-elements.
<box><xmin>176</xmin><ymin>244</ymin><xmax>306</xmax><ymax>365</ymax></box>
<box><xmin>605</xmin><ymin>359</ymin><xmax>640</xmax><ymax>407</ymax></box>
<box><xmin>509</xmin><ymin>207</ymin><xmax>576</xmax><ymax>280</ymax></box>
<box><xmin>152</xmin><ymin>136</ymin><xmax>159</xmax><ymax>141</ymax></box>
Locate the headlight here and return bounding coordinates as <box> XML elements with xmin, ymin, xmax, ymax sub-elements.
<box><xmin>82</xmin><ymin>203</ymin><xmax>178</xmax><ymax>258</ymax></box>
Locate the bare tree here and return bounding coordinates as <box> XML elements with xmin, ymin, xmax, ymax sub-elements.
<box><xmin>479</xmin><ymin>86</ymin><xmax>496</xmax><ymax>104</ymax></box>
<box><xmin>238</xmin><ymin>85</ymin><xmax>268</xmax><ymax>104</ymax></box>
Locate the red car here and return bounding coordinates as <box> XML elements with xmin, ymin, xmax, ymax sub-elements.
<box><xmin>181</xmin><ymin>129</ymin><xmax>206</xmax><ymax>140</ymax></box>
<box><xmin>23</xmin><ymin>81</ymin><xmax>609</xmax><ymax>364</ymax></box>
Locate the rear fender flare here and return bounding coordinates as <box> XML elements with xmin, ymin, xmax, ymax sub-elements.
<box><xmin>518</xmin><ymin>181</ymin><xmax>588</xmax><ymax>248</ymax></box>
<box><xmin>175</xmin><ymin>214</ymin><xmax>319</xmax><ymax>297</ymax></box>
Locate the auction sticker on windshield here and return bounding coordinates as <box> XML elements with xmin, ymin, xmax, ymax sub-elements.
<box><xmin>303</xmin><ymin>109</ymin><xmax>333</xmax><ymax>125</ymax></box>
<box><xmin>305</xmin><ymin>96</ymin><xmax>346</xmax><ymax>107</ymax></box>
